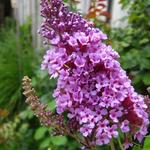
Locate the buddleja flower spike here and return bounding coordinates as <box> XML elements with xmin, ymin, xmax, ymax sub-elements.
<box><xmin>23</xmin><ymin>0</ymin><xmax>149</xmax><ymax>149</ymax></box>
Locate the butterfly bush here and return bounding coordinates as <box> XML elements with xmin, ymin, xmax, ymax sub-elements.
<box><xmin>39</xmin><ymin>0</ymin><xmax>149</xmax><ymax>148</ymax></box>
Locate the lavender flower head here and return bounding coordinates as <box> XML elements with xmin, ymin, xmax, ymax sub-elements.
<box><xmin>39</xmin><ymin>0</ymin><xmax>149</xmax><ymax>148</ymax></box>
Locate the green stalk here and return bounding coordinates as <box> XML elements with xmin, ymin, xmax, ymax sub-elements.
<box><xmin>117</xmin><ymin>138</ymin><xmax>124</xmax><ymax>150</ymax></box>
<box><xmin>110</xmin><ymin>140</ymin><xmax>116</xmax><ymax>150</ymax></box>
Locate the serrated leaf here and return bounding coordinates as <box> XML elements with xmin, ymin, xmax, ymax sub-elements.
<box><xmin>34</xmin><ymin>127</ymin><xmax>48</xmax><ymax>140</ymax></box>
<box><xmin>51</xmin><ymin>136</ymin><xmax>67</xmax><ymax>146</ymax></box>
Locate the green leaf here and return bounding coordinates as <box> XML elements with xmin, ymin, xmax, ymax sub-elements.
<box><xmin>19</xmin><ymin>108</ymin><xmax>33</xmax><ymax>119</ymax></box>
<box><xmin>140</xmin><ymin>58</ymin><xmax>150</xmax><ymax>70</ymax></box>
<box><xmin>120</xmin><ymin>42</ymin><xmax>130</xmax><ymax>48</ymax></box>
<box><xmin>139</xmin><ymin>38</ymin><xmax>149</xmax><ymax>44</ymax></box>
<box><xmin>121</xmin><ymin>50</ymin><xmax>139</xmax><ymax>69</ymax></box>
<box><xmin>48</xmin><ymin>100</ymin><xmax>56</xmax><ymax>111</ymax></box>
<box><xmin>142</xmin><ymin>73</ymin><xmax>150</xmax><ymax>85</ymax></box>
<box><xmin>132</xmin><ymin>146</ymin><xmax>141</xmax><ymax>150</ymax></box>
<box><xmin>143</xmin><ymin>135</ymin><xmax>150</xmax><ymax>150</ymax></box>
<box><xmin>63</xmin><ymin>0</ymin><xmax>69</xmax><ymax>2</ymax></box>
<box><xmin>40</xmin><ymin>138</ymin><xmax>51</xmax><ymax>149</ymax></box>
<box><xmin>51</xmin><ymin>136</ymin><xmax>67</xmax><ymax>146</ymax></box>
<box><xmin>34</xmin><ymin>127</ymin><xmax>48</xmax><ymax>140</ymax></box>
<box><xmin>143</xmin><ymin>48</ymin><xmax>150</xmax><ymax>58</ymax></box>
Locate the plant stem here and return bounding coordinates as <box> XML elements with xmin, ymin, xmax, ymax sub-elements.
<box><xmin>117</xmin><ymin>138</ymin><xmax>124</xmax><ymax>150</ymax></box>
<box><xmin>110</xmin><ymin>140</ymin><xmax>116</xmax><ymax>150</ymax></box>
<box><xmin>85</xmin><ymin>137</ymin><xmax>95</xmax><ymax>150</ymax></box>
<box><xmin>90</xmin><ymin>146</ymin><xmax>95</xmax><ymax>150</ymax></box>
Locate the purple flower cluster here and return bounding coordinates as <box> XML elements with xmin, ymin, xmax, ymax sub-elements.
<box><xmin>39</xmin><ymin>0</ymin><xmax>149</xmax><ymax>148</ymax></box>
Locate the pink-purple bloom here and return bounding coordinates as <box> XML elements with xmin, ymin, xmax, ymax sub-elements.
<box><xmin>123</xmin><ymin>139</ymin><xmax>133</xmax><ymax>149</ymax></box>
<box><xmin>39</xmin><ymin>0</ymin><xmax>149</xmax><ymax>148</ymax></box>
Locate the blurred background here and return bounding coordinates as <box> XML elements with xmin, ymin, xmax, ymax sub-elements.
<box><xmin>0</xmin><ymin>0</ymin><xmax>150</xmax><ymax>150</ymax></box>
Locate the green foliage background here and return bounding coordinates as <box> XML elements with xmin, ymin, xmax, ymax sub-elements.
<box><xmin>111</xmin><ymin>0</ymin><xmax>150</xmax><ymax>94</ymax></box>
<box><xmin>0</xmin><ymin>19</ymin><xmax>80</xmax><ymax>150</ymax></box>
<box><xmin>110</xmin><ymin>0</ymin><xmax>150</xmax><ymax>149</ymax></box>
<box><xmin>0</xmin><ymin>0</ymin><xmax>150</xmax><ymax>150</ymax></box>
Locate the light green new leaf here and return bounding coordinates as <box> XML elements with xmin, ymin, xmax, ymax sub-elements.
<box><xmin>40</xmin><ymin>138</ymin><xmax>51</xmax><ymax>149</ymax></box>
<box><xmin>143</xmin><ymin>135</ymin><xmax>150</xmax><ymax>150</ymax></box>
<box><xmin>51</xmin><ymin>136</ymin><xmax>67</xmax><ymax>146</ymax></box>
<box><xmin>34</xmin><ymin>127</ymin><xmax>48</xmax><ymax>140</ymax></box>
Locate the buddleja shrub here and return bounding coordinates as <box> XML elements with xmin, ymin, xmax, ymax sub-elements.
<box><xmin>23</xmin><ymin>0</ymin><xmax>150</xmax><ymax>149</ymax></box>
